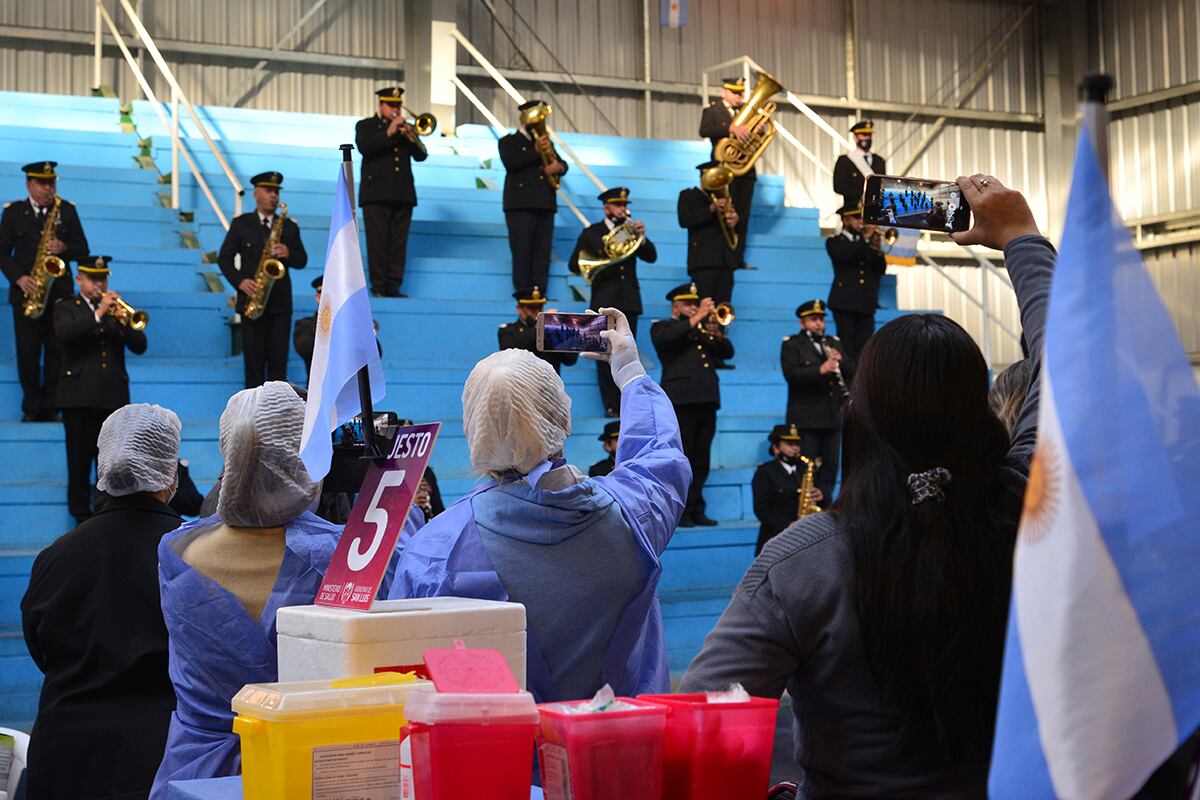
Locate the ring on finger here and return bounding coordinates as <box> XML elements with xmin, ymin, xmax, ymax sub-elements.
<box><xmin>980</xmin><ymin>178</ymin><xmax>991</xmax><ymax>187</ymax></box>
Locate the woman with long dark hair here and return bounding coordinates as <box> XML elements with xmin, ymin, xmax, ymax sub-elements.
<box><xmin>680</xmin><ymin>175</ymin><xmax>1053</xmax><ymax>797</ymax></box>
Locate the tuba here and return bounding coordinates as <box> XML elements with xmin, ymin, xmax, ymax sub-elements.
<box><xmin>107</xmin><ymin>294</ymin><xmax>149</xmax><ymax>330</ymax></box>
<box><xmin>700</xmin><ymin>164</ymin><xmax>739</xmax><ymax>251</ymax></box>
<box><xmin>576</xmin><ymin>221</ymin><xmax>645</xmax><ymax>284</ymax></box>
<box><xmin>797</xmin><ymin>455</ymin><xmax>822</xmax><ymax>518</ymax></box>
<box><xmin>23</xmin><ymin>197</ymin><xmax>66</xmax><ymax>319</ymax></box>
<box><xmin>714</xmin><ymin>70</ymin><xmax>785</xmax><ymax>177</ymax></box>
<box><xmin>243</xmin><ymin>202</ymin><xmax>287</xmax><ymax>321</ymax></box>
<box><xmin>518</xmin><ymin>101</ymin><xmax>561</xmax><ymax>190</ymax></box>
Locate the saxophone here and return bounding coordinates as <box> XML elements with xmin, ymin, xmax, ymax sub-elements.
<box><xmin>243</xmin><ymin>203</ymin><xmax>287</xmax><ymax>321</ymax></box>
<box><xmin>797</xmin><ymin>455</ymin><xmax>822</xmax><ymax>518</ymax></box>
<box><xmin>23</xmin><ymin>197</ymin><xmax>66</xmax><ymax>319</ymax></box>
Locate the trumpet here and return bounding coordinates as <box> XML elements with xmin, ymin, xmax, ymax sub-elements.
<box><xmin>402</xmin><ymin>105</ymin><xmax>437</xmax><ymax>137</ymax></box>
<box><xmin>867</xmin><ymin>226</ymin><xmax>898</xmax><ymax>254</ymax></box>
<box><xmin>108</xmin><ymin>294</ymin><xmax>149</xmax><ymax>330</ymax></box>
<box><xmin>713</xmin><ymin>302</ymin><xmax>735</xmax><ymax>327</ymax></box>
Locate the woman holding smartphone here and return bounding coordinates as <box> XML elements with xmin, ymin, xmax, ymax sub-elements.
<box><xmin>681</xmin><ymin>175</ymin><xmax>1052</xmax><ymax>797</ymax></box>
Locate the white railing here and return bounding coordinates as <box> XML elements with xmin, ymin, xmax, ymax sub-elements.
<box><xmin>448</xmin><ymin>27</ymin><xmax>603</xmax><ymax>227</ymax></box>
<box><xmin>94</xmin><ymin>0</ymin><xmax>243</xmax><ymax>230</ymax></box>
<box><xmin>703</xmin><ymin>54</ymin><xmax>1023</xmax><ymax>371</ymax></box>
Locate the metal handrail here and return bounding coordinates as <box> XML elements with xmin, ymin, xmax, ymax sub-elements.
<box><xmin>94</xmin><ymin>0</ymin><xmax>243</xmax><ymax>229</ymax></box>
<box><xmin>448</xmin><ymin>26</ymin><xmax>601</xmax><ymax>226</ymax></box>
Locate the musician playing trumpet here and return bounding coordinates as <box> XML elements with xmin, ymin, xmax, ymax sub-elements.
<box><xmin>567</xmin><ymin>187</ymin><xmax>658</xmax><ymax>416</ymax></box>
<box><xmin>699</xmin><ymin>78</ymin><xmax>758</xmax><ymax>267</ymax></box>
<box><xmin>825</xmin><ymin>202</ymin><xmax>887</xmax><ymax>361</ymax></box>
<box><xmin>218</xmin><ymin>171</ymin><xmax>307</xmax><ymax>388</ymax></box>
<box><xmin>54</xmin><ymin>256</ymin><xmax>147</xmax><ymax>525</ymax></box>
<box><xmin>678</xmin><ymin>162</ymin><xmax>739</xmax><ymax>368</ymax></box>
<box><xmin>500</xmin><ymin>99</ymin><xmax>568</xmax><ymax>293</ymax></box>
<box><xmin>0</xmin><ymin>161</ymin><xmax>90</xmax><ymax>421</ymax></box>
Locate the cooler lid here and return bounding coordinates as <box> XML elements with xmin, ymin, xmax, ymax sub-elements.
<box><xmin>403</xmin><ymin>685</ymin><xmax>538</xmax><ymax>725</ymax></box>
<box><xmin>275</xmin><ymin>597</ymin><xmax>527</xmax><ymax>643</ymax></box>
<box><xmin>232</xmin><ymin>672</ymin><xmax>429</xmax><ymax>721</ymax></box>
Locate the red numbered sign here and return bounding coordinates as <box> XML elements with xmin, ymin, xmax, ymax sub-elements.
<box><xmin>316</xmin><ymin>422</ymin><xmax>440</xmax><ymax>610</ymax></box>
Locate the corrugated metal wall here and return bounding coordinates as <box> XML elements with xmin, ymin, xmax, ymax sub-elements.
<box><xmin>0</xmin><ymin>0</ymin><xmax>1195</xmax><ymax>356</ymax></box>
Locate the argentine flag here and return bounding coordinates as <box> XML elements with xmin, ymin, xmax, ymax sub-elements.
<box><xmin>989</xmin><ymin>117</ymin><xmax>1200</xmax><ymax>795</ymax></box>
<box><xmin>299</xmin><ymin>166</ymin><xmax>385</xmax><ymax>481</ymax></box>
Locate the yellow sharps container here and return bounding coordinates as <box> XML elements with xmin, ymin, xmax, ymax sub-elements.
<box><xmin>232</xmin><ymin>671</ymin><xmax>428</xmax><ymax>800</ymax></box>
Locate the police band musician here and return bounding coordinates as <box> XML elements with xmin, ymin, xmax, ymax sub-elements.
<box><xmin>699</xmin><ymin>77</ymin><xmax>755</xmax><ymax>269</ymax></box>
<box><xmin>781</xmin><ymin>299</ymin><xmax>852</xmax><ymax>509</ymax></box>
<box><xmin>498</xmin><ymin>286</ymin><xmax>578</xmax><ymax>375</ymax></box>
<box><xmin>751</xmin><ymin>423</ymin><xmax>822</xmax><ymax>556</ymax></box>
<box><xmin>0</xmin><ymin>161</ymin><xmax>90</xmax><ymax>421</ymax></box>
<box><xmin>355</xmin><ymin>86</ymin><xmax>429</xmax><ymax>298</ymax></box>
<box><xmin>826</xmin><ymin>202</ymin><xmax>887</xmax><ymax>361</ymax></box>
<box><xmin>588</xmin><ymin>420</ymin><xmax>620</xmax><ymax>478</ymax></box>
<box><xmin>54</xmin><ymin>256</ymin><xmax>147</xmax><ymax>525</ymax></box>
<box><xmin>218</xmin><ymin>171</ymin><xmax>307</xmax><ymax>389</ymax></box>
<box><xmin>499</xmin><ymin>99</ymin><xmax>568</xmax><ymax>293</ymax></box>
<box><xmin>651</xmin><ymin>282</ymin><xmax>734</xmax><ymax>528</ymax></box>
<box><xmin>832</xmin><ymin>120</ymin><xmax>887</xmax><ymax>208</ymax></box>
<box><xmin>568</xmin><ymin>187</ymin><xmax>657</xmax><ymax>417</ymax></box>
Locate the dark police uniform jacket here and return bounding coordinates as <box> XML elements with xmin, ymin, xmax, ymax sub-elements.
<box><xmin>499</xmin><ymin>130</ymin><xmax>568</xmax><ymax>212</ymax></box>
<box><xmin>651</xmin><ymin>317</ymin><xmax>734</xmax><ymax>408</ymax></box>
<box><xmin>53</xmin><ymin>294</ymin><xmax>147</xmax><ymax>410</ymax></box>
<box><xmin>826</xmin><ymin>230</ymin><xmax>887</xmax><ymax>315</ymax></box>
<box><xmin>294</xmin><ymin>312</ymin><xmax>316</xmax><ymax>375</ymax></box>
<box><xmin>781</xmin><ymin>332</ymin><xmax>853</xmax><ymax>430</ymax></box>
<box><xmin>588</xmin><ymin>455</ymin><xmax>616</xmax><ymax>478</ymax></box>
<box><xmin>0</xmin><ymin>197</ymin><xmax>89</xmax><ymax>306</ymax></box>
<box><xmin>21</xmin><ymin>494</ymin><xmax>182</xmax><ymax>800</ymax></box>
<box><xmin>699</xmin><ymin>101</ymin><xmax>757</xmax><ymax>181</ymax></box>
<box><xmin>567</xmin><ymin>220</ymin><xmax>658</xmax><ymax>316</ymax></box>
<box><xmin>832</xmin><ymin>151</ymin><xmax>886</xmax><ymax>205</ymax></box>
<box><xmin>217</xmin><ymin>211</ymin><xmax>308</xmax><ymax>317</ymax></box>
<box><xmin>497</xmin><ymin>318</ymin><xmax>579</xmax><ymax>375</ymax></box>
<box><xmin>752</xmin><ymin>458</ymin><xmax>804</xmax><ymax>547</ymax></box>
<box><xmin>677</xmin><ymin>187</ymin><xmax>739</xmax><ymax>273</ymax></box>
<box><xmin>355</xmin><ymin>114</ymin><xmax>428</xmax><ymax>207</ymax></box>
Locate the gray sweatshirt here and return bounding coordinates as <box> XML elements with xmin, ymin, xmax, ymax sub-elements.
<box><xmin>680</xmin><ymin>235</ymin><xmax>1056</xmax><ymax>798</ymax></box>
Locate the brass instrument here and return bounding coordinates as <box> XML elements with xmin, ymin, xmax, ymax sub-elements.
<box><xmin>576</xmin><ymin>221</ymin><xmax>645</xmax><ymax>284</ymax></box>
<box><xmin>699</xmin><ymin>164</ymin><xmax>739</xmax><ymax>251</ymax></box>
<box><xmin>713</xmin><ymin>70</ymin><xmax>785</xmax><ymax>176</ymax></box>
<box><xmin>108</xmin><ymin>294</ymin><xmax>149</xmax><ymax>331</ymax></box>
<box><xmin>797</xmin><ymin>455</ymin><xmax>822</xmax><ymax>518</ymax></box>
<box><xmin>243</xmin><ymin>202</ymin><xmax>287</xmax><ymax>321</ymax></box>
<box><xmin>23</xmin><ymin>197</ymin><xmax>66</xmax><ymax>319</ymax></box>
<box><xmin>402</xmin><ymin>105</ymin><xmax>437</xmax><ymax>137</ymax></box>
<box><xmin>713</xmin><ymin>302</ymin><xmax>735</xmax><ymax>327</ymax></box>
<box><xmin>518</xmin><ymin>102</ymin><xmax>561</xmax><ymax>190</ymax></box>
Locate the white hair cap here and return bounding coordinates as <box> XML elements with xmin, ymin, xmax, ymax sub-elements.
<box><xmin>96</xmin><ymin>403</ymin><xmax>182</xmax><ymax>497</ymax></box>
<box><xmin>217</xmin><ymin>381</ymin><xmax>319</xmax><ymax>527</ymax></box>
<box><xmin>463</xmin><ymin>349</ymin><xmax>572</xmax><ymax>477</ymax></box>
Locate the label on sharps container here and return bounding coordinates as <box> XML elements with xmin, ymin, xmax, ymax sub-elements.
<box><xmin>312</xmin><ymin>740</ymin><xmax>401</xmax><ymax>800</ymax></box>
<box><xmin>539</xmin><ymin>743</ymin><xmax>573</xmax><ymax>800</ymax></box>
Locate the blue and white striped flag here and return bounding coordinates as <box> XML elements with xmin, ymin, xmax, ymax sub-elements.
<box><xmin>298</xmin><ymin>166</ymin><xmax>385</xmax><ymax>481</ymax></box>
<box><xmin>989</xmin><ymin>112</ymin><xmax>1200</xmax><ymax>797</ymax></box>
<box><xmin>661</xmin><ymin>0</ymin><xmax>686</xmax><ymax>28</ymax></box>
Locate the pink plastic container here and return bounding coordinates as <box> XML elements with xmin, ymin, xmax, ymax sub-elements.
<box><xmin>401</xmin><ymin>687</ymin><xmax>538</xmax><ymax>800</ymax></box>
<box><xmin>637</xmin><ymin>692</ymin><xmax>779</xmax><ymax>800</ymax></box>
<box><xmin>536</xmin><ymin>697</ymin><xmax>668</xmax><ymax>800</ymax></box>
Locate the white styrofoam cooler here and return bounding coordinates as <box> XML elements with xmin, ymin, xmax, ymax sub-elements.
<box><xmin>276</xmin><ymin>597</ymin><xmax>528</xmax><ymax>686</ymax></box>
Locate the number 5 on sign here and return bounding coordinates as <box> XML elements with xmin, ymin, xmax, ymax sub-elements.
<box><xmin>316</xmin><ymin>422</ymin><xmax>441</xmax><ymax>610</ymax></box>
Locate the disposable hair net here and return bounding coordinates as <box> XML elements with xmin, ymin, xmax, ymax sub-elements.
<box><xmin>217</xmin><ymin>381</ymin><xmax>320</xmax><ymax>527</ymax></box>
<box><xmin>96</xmin><ymin>403</ymin><xmax>182</xmax><ymax>496</ymax></box>
<box><xmin>463</xmin><ymin>349</ymin><xmax>572</xmax><ymax>476</ymax></box>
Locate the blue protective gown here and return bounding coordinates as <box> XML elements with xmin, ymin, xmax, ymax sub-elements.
<box><xmin>387</xmin><ymin>376</ymin><xmax>690</xmax><ymax>702</ymax></box>
<box><xmin>150</xmin><ymin>507</ymin><xmax>423</xmax><ymax>799</ymax></box>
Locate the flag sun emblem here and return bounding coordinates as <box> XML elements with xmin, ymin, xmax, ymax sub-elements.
<box><xmin>1020</xmin><ymin>438</ymin><xmax>1061</xmax><ymax>544</ymax></box>
<box><xmin>317</xmin><ymin>303</ymin><xmax>333</xmax><ymax>338</ymax></box>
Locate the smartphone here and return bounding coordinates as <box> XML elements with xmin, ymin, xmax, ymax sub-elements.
<box><xmin>863</xmin><ymin>174</ymin><xmax>971</xmax><ymax>233</ymax></box>
<box><xmin>536</xmin><ymin>312</ymin><xmax>612</xmax><ymax>354</ymax></box>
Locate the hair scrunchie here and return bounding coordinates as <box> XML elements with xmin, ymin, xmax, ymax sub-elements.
<box><xmin>908</xmin><ymin>467</ymin><xmax>952</xmax><ymax>505</ymax></box>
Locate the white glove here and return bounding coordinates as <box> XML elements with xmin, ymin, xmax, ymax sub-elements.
<box><xmin>582</xmin><ymin>307</ymin><xmax>646</xmax><ymax>389</ymax></box>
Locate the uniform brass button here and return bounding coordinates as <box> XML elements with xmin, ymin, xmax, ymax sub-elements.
<box><xmin>538</xmin><ymin>176</ymin><xmax>544</xmax><ymax>181</ymax></box>
<box><xmin>695</xmin><ymin>345</ymin><xmax>702</xmax><ymax>350</ymax></box>
<box><xmin>101</xmin><ymin>363</ymin><xmax>107</xmax><ymax>368</ymax></box>
<box><xmin>65</xmin><ymin>370</ymin><xmax>71</xmax><ymax>376</ymax></box>
<box><xmin>394</xmin><ymin>167</ymin><xmax>399</xmax><ymax>172</ymax></box>
<box><xmin>859</xmin><ymin>279</ymin><xmax>865</xmax><ymax>284</ymax></box>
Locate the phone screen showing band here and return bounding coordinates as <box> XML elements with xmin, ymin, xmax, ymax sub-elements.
<box><xmin>864</xmin><ymin>175</ymin><xmax>971</xmax><ymax>233</ymax></box>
